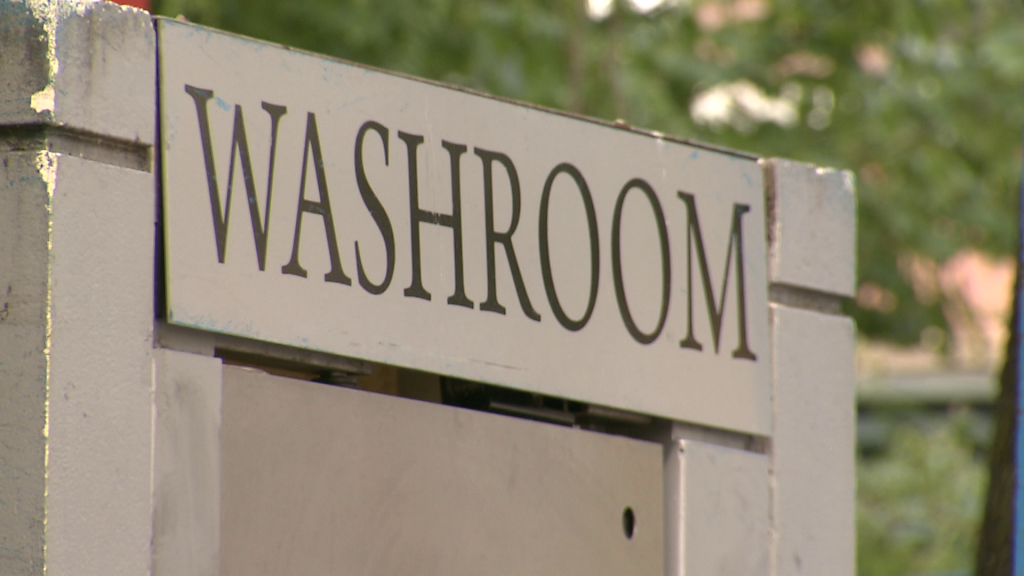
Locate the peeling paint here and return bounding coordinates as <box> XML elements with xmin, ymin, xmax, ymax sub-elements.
<box><xmin>24</xmin><ymin>0</ymin><xmax>61</xmax><ymax>86</ymax></box>
<box><xmin>20</xmin><ymin>0</ymin><xmax>103</xmax><ymax>117</ymax></box>
<box><xmin>29</xmin><ymin>84</ymin><xmax>54</xmax><ymax>114</ymax></box>
<box><xmin>35</xmin><ymin>150</ymin><xmax>55</xmax><ymax>571</ymax></box>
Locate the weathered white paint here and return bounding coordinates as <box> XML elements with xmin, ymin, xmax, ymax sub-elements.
<box><xmin>666</xmin><ymin>440</ymin><xmax>770</xmax><ymax>576</ymax></box>
<box><xmin>0</xmin><ymin>151</ymin><xmax>51</xmax><ymax>575</ymax></box>
<box><xmin>764</xmin><ymin>157</ymin><xmax>857</xmax><ymax>576</ymax></box>
<box><xmin>30</xmin><ymin>84</ymin><xmax>54</xmax><ymax>114</ymax></box>
<box><xmin>767</xmin><ymin>159</ymin><xmax>856</xmax><ymax>297</ymax></box>
<box><xmin>0</xmin><ymin>1</ymin><xmax>155</xmax><ymax>145</ymax></box>
<box><xmin>0</xmin><ymin>3</ymin><xmax>156</xmax><ymax>575</ymax></box>
<box><xmin>0</xmin><ymin>151</ymin><xmax>156</xmax><ymax>576</ymax></box>
<box><xmin>158</xmin><ymin>19</ymin><xmax>771</xmax><ymax>434</ymax></box>
<box><xmin>152</xmin><ymin>349</ymin><xmax>223</xmax><ymax>576</ymax></box>
<box><xmin>770</xmin><ymin>304</ymin><xmax>856</xmax><ymax>576</ymax></box>
<box><xmin>45</xmin><ymin>154</ymin><xmax>156</xmax><ymax>576</ymax></box>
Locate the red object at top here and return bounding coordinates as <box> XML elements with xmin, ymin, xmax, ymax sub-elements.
<box><xmin>109</xmin><ymin>0</ymin><xmax>150</xmax><ymax>10</ymax></box>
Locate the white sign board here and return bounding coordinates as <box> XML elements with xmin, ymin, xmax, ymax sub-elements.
<box><xmin>158</xmin><ymin>19</ymin><xmax>771</xmax><ymax>434</ymax></box>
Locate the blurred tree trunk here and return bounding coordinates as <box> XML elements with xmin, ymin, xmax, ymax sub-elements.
<box><xmin>975</xmin><ymin>267</ymin><xmax>1017</xmax><ymax>575</ymax></box>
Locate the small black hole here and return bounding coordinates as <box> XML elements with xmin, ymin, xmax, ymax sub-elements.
<box><xmin>622</xmin><ymin>507</ymin><xmax>635</xmax><ymax>539</ymax></box>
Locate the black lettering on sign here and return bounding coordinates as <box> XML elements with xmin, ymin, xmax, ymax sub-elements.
<box><xmin>475</xmin><ymin>148</ymin><xmax>541</xmax><ymax>322</ymax></box>
<box><xmin>183</xmin><ymin>85</ymin><xmax>287</xmax><ymax>271</ymax></box>
<box><xmin>611</xmin><ymin>178</ymin><xmax>671</xmax><ymax>345</ymax></box>
<box><xmin>538</xmin><ymin>163</ymin><xmax>599</xmax><ymax>332</ymax></box>
<box><xmin>281</xmin><ymin>112</ymin><xmax>351</xmax><ymax>285</ymax></box>
<box><xmin>354</xmin><ymin>121</ymin><xmax>395</xmax><ymax>295</ymax></box>
<box><xmin>400</xmin><ymin>135</ymin><xmax>474</xmax><ymax>308</ymax></box>
<box><xmin>677</xmin><ymin>192</ymin><xmax>756</xmax><ymax>360</ymax></box>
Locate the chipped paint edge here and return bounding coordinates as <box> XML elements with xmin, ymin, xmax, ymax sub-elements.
<box><xmin>34</xmin><ymin>149</ymin><xmax>56</xmax><ymax>574</ymax></box>
<box><xmin>20</xmin><ymin>0</ymin><xmax>148</xmax><ymax>117</ymax></box>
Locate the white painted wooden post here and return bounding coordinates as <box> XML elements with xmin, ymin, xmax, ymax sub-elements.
<box><xmin>665</xmin><ymin>161</ymin><xmax>856</xmax><ymax>576</ymax></box>
<box><xmin>151</xmin><ymin>349</ymin><xmax>223</xmax><ymax>576</ymax></box>
<box><xmin>666</xmin><ymin>439</ymin><xmax>772</xmax><ymax>575</ymax></box>
<box><xmin>0</xmin><ymin>2</ymin><xmax>156</xmax><ymax>575</ymax></box>
<box><xmin>766</xmin><ymin>159</ymin><xmax>857</xmax><ymax>576</ymax></box>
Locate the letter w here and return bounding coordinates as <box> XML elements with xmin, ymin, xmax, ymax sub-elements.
<box><xmin>677</xmin><ymin>192</ymin><xmax>756</xmax><ymax>360</ymax></box>
<box><xmin>184</xmin><ymin>85</ymin><xmax>287</xmax><ymax>270</ymax></box>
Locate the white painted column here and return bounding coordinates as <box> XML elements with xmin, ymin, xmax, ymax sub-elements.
<box><xmin>766</xmin><ymin>159</ymin><xmax>857</xmax><ymax>576</ymax></box>
<box><xmin>0</xmin><ymin>2</ymin><xmax>156</xmax><ymax>575</ymax></box>
<box><xmin>665</xmin><ymin>159</ymin><xmax>856</xmax><ymax>576</ymax></box>
<box><xmin>666</xmin><ymin>439</ymin><xmax>771</xmax><ymax>576</ymax></box>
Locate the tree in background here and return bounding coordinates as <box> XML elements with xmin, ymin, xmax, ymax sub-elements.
<box><xmin>858</xmin><ymin>409</ymin><xmax>987</xmax><ymax>576</ymax></box>
<box><xmin>153</xmin><ymin>0</ymin><xmax>1024</xmax><ymax>572</ymax></box>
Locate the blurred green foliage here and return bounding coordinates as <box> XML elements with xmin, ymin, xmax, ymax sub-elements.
<box><xmin>858</xmin><ymin>409</ymin><xmax>988</xmax><ymax>576</ymax></box>
<box><xmin>153</xmin><ymin>0</ymin><xmax>1024</xmax><ymax>346</ymax></box>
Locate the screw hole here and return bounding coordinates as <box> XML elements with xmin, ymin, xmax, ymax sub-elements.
<box><xmin>622</xmin><ymin>506</ymin><xmax>636</xmax><ymax>539</ymax></box>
